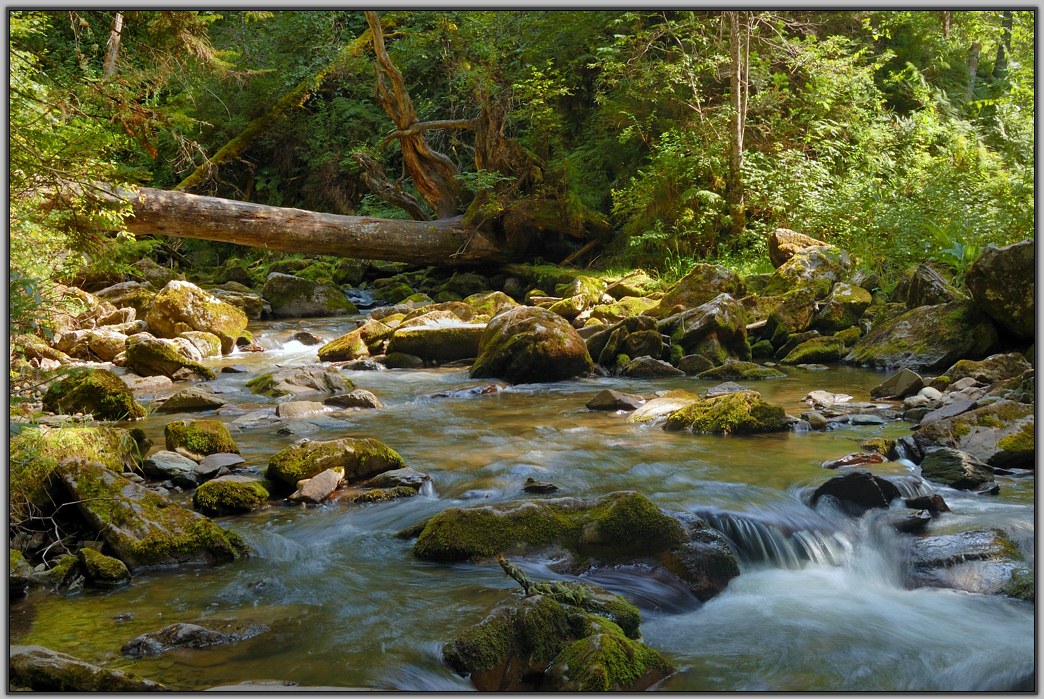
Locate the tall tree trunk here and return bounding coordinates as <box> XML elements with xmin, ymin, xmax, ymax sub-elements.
<box><xmin>726</xmin><ymin>11</ymin><xmax>749</xmax><ymax>240</ymax></box>
<box><xmin>365</xmin><ymin>11</ymin><xmax>464</xmax><ymax>218</ymax></box>
<box><xmin>941</xmin><ymin>11</ymin><xmax>951</xmax><ymax>40</ymax></box>
<box><xmin>102</xmin><ymin>12</ymin><xmax>123</xmax><ymax>78</ymax></box>
<box><xmin>966</xmin><ymin>41</ymin><xmax>981</xmax><ymax>101</ymax></box>
<box><xmin>991</xmin><ymin>10</ymin><xmax>1014</xmax><ymax>81</ymax></box>
<box><xmin>105</xmin><ymin>186</ymin><xmax>506</xmax><ymax>265</ymax></box>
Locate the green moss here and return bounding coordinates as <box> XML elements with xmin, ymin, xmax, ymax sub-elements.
<box><xmin>997</xmin><ymin>423</ymin><xmax>1034</xmax><ymax>459</ymax></box>
<box><xmin>164</xmin><ymin>419</ymin><xmax>239</xmax><ymax>458</ymax></box>
<box><xmin>779</xmin><ymin>336</ymin><xmax>846</xmax><ymax>365</ymax></box>
<box><xmin>413</xmin><ymin>492</ymin><xmax>685</xmax><ymax>563</ymax></box>
<box><xmin>352</xmin><ymin>485</ymin><xmax>419</xmax><ymax>503</ymax></box>
<box><xmin>663</xmin><ymin>391</ymin><xmax>787</xmax><ymax>435</ymax></box>
<box><xmin>78</xmin><ymin>547</ymin><xmax>130</xmax><ymax>584</ymax></box>
<box><xmin>552</xmin><ymin>621</ymin><xmax>675</xmax><ymax>692</ymax></box>
<box><xmin>317</xmin><ymin>329</ymin><xmax>370</xmax><ymax>362</ymax></box>
<box><xmin>1002</xmin><ymin>569</ymin><xmax>1034</xmax><ymax>602</ymax></box>
<box><xmin>833</xmin><ymin>326</ymin><xmax>862</xmax><ymax>347</ymax></box>
<box><xmin>193</xmin><ymin>478</ymin><xmax>270</xmax><ymax>516</ymax></box>
<box><xmin>10</xmin><ymin>549</ymin><xmax>26</xmax><ymax>571</ymax></box>
<box><xmin>267</xmin><ymin>437</ymin><xmax>406</xmax><ymax>487</ymax></box>
<box><xmin>43</xmin><ymin>368</ymin><xmax>146</xmax><ymax>421</ymax></box>
<box><xmin>462</xmin><ymin>291</ymin><xmax>519</xmax><ymax>318</ymax></box>
<box><xmin>125</xmin><ymin>335</ymin><xmax>216</xmax><ymax>379</ymax></box>
<box><xmin>697</xmin><ymin>361</ymin><xmax>785</xmax><ymax>381</ymax></box>
<box><xmin>146</xmin><ymin>280</ymin><xmax>248</xmax><ymax>354</ymax></box>
<box><xmin>860</xmin><ymin>438</ymin><xmax>896</xmax><ymax>457</ymax></box>
<box><xmin>43</xmin><ymin>554</ymin><xmax>80</xmax><ymax>585</ymax></box>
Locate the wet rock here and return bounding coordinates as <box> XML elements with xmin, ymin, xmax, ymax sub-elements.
<box><xmin>918</xmin><ymin>398</ymin><xmax>977</xmax><ymax>426</ymax></box>
<box><xmin>78</xmin><ymin>547</ymin><xmax>131</xmax><ymax>588</ymax></box>
<box><xmin>154</xmin><ymin>386</ymin><xmax>226</xmax><ymax>413</ymax></box>
<box><xmin>193</xmin><ymin>475</ymin><xmax>270</xmax><ymax>516</ymax></box>
<box><xmin>676</xmin><ymin>353</ymin><xmax>715</xmax><ymax>375</ymax></box>
<box><xmin>10</xmin><ymin>645</ymin><xmax>169</xmax><ymax>691</ymax></box>
<box><xmin>164</xmin><ymin>419</ymin><xmax>239</xmax><ymax>462</ymax></box>
<box><xmin>122</xmin><ymin>622</ymin><xmax>266</xmax><ymax>658</ymax></box>
<box><xmin>918</xmin><ymin>447</ymin><xmax>995</xmax><ymax>491</ymax></box>
<box><xmin>317</xmin><ymin>320</ymin><xmax>393</xmax><ymax>362</ymax></box>
<box><xmin>704</xmin><ymin>381</ymin><xmax>752</xmax><ymax>397</ymax></box>
<box><xmin>804</xmin><ymin>390</ymin><xmax>853</xmax><ymax>408</ymax></box>
<box><xmin>142</xmin><ymin>450</ymin><xmax>200</xmax><ymax>487</ymax></box>
<box><xmin>870</xmin><ymin>368</ymin><xmax>924</xmax><ymax>400</ymax></box>
<box><xmin>697</xmin><ymin>360</ymin><xmax>785</xmax><ymax>381</ymax></box>
<box><xmin>262</xmin><ymin>272</ymin><xmax>357</xmax><ymax>319</ymax></box>
<box><xmin>767</xmin><ymin>228</ymin><xmax>828</xmax><ymax>268</ymax></box>
<box><xmin>892</xmin><ymin>264</ymin><xmax>964</xmax><ymax>309</ymax></box>
<box><xmin>125</xmin><ymin>333</ymin><xmax>215</xmax><ymax>380</ymax></box>
<box><xmin>646</xmin><ymin>263</ymin><xmax>745</xmax><ymax>318</ymax></box>
<box><xmin>421</xmin><ymin>384</ymin><xmax>506</xmax><ymax>400</ymax></box>
<box><xmin>386</xmin><ymin>323</ymin><xmax>486</xmax><ymax>362</ymax></box>
<box><xmin>809</xmin><ymin>471</ymin><xmax>901</xmax><ymax>516</ymax></box>
<box><xmin>628</xmin><ymin>390</ymin><xmax>700</xmax><ymax>423</ymax></box>
<box><xmin>663</xmin><ymin>390</ymin><xmax>787</xmax><ymax>435</ymax></box>
<box><xmin>943</xmin><ymin>352</ymin><xmax>1032</xmax><ymax>386</ymax></box>
<box><xmin>585</xmin><ymin>315</ymin><xmax>663</xmax><ymax>368</ymax></box>
<box><xmin>470</xmin><ymin>306</ymin><xmax>593</xmax><ymax>384</ymax></box>
<box><xmin>368</xmin><ymin>467</ymin><xmax>431</xmax><ymax>490</ymax></box>
<box><xmin>207</xmin><ymin>287</ymin><xmax>267</xmax><ymax>321</ymax></box>
<box><xmin>145</xmin><ymin>280</ymin><xmax>247</xmax><ymax>354</ymax></box>
<box><xmin>344</xmin><ymin>359</ymin><xmax>385</xmax><ymax>372</ymax></box>
<box><xmin>904</xmin><ymin>529</ymin><xmax>1028</xmax><ymax>595</ymax></box>
<box><xmin>586</xmin><ymin>389</ymin><xmax>644</xmax><ymax>412</ymax></box>
<box><xmin>220</xmin><ymin>364</ymin><xmax>250</xmax><ymax>374</ymax></box>
<box><xmin>850</xmin><ymin>414</ymin><xmax>886</xmax><ymax>425</ymax></box>
<box><xmin>523</xmin><ymin>478</ymin><xmax>559</xmax><ymax>494</ymax></box>
<box><xmin>965</xmin><ymin>240</ymin><xmax>1033</xmax><ymax>340</ymax></box>
<box><xmin>55</xmin><ymin>458</ymin><xmax>247</xmax><ymax>571</ymax></box>
<box><xmin>324</xmin><ymin>389</ymin><xmax>383</xmax><ymax>409</ymax></box>
<box><xmin>668</xmin><ymin>293</ymin><xmax>750</xmax><ymax>366</ymax></box>
<box><xmin>904</xmin><ymin>494</ymin><xmax>951</xmax><ymax>516</ymax></box>
<box><xmin>290</xmin><ymin>331</ymin><xmax>324</xmax><ymax>346</ymax></box>
<box><xmin>811</xmin><ymin>282</ymin><xmax>872</xmax><ymax>333</ymax></box>
<box><xmin>275</xmin><ymin>401</ymin><xmax>326</xmax><ymax>420</ymax></box>
<box><xmin>381</xmin><ymin>351</ymin><xmax>425</xmax><ymax>369</ymax></box>
<box><xmin>821</xmin><ymin>452</ymin><xmax>886</xmax><ymax>470</ymax></box>
<box><xmin>913</xmin><ymin>399</ymin><xmax>1034</xmax><ymax>469</ymax></box>
<box><xmin>661</xmin><ymin>514</ymin><xmax>741</xmax><ymax>601</ymax></box>
<box><xmin>289</xmin><ymin>467</ymin><xmax>344</xmax><ymax>504</ymax></box>
<box><xmin>804</xmin><ymin>411</ymin><xmax>829</xmax><ymax>430</ymax></box>
<box><xmin>42</xmin><ymin>368</ymin><xmax>146</xmax><ymax>421</ymax></box>
<box><xmin>246</xmin><ymin>365</ymin><xmax>353</xmax><ymax>397</ymax></box>
<box><xmin>621</xmin><ymin>356</ymin><xmax>683</xmax><ymax>378</ymax></box>
<box><xmin>267</xmin><ymin>437</ymin><xmax>406</xmax><ymax>488</ymax></box>
<box><xmin>197</xmin><ymin>452</ymin><xmax>244</xmax><ymax>476</ymax></box>
<box><xmin>844</xmin><ymin>301</ymin><xmax>999</xmax><ymax>371</ymax></box>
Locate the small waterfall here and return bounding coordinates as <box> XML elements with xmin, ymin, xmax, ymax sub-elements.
<box><xmin>418</xmin><ymin>480</ymin><xmax>436</xmax><ymax>498</ymax></box>
<box><xmin>701</xmin><ymin>509</ymin><xmax>853</xmax><ymax>569</ymax></box>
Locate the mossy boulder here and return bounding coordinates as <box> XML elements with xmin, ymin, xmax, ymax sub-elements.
<box><xmin>10</xmin><ymin>426</ymin><xmax>144</xmax><ymax>521</ymax></box>
<box><xmin>762</xmin><ymin>246</ymin><xmax>852</xmax><ymax>298</ymax></box>
<box><xmin>55</xmin><ymin>458</ymin><xmax>247</xmax><ymax>570</ymax></box>
<box><xmin>811</xmin><ymin>282</ymin><xmax>873</xmax><ymax>333</ymax></box>
<box><xmin>913</xmin><ymin>400</ymin><xmax>1034</xmax><ymax>469</ymax></box>
<box><xmin>65</xmin><ymin>328</ymin><xmax>128</xmax><ymax>363</ymax></box>
<box><xmin>386</xmin><ymin>323</ymin><xmax>487</xmax><ymax>362</ymax></box>
<box><xmin>267</xmin><ymin>437</ymin><xmax>406</xmax><ymax>487</ymax></box>
<box><xmin>262</xmin><ymin>272</ymin><xmax>357</xmax><ymax>319</ymax></box>
<box><xmin>471</xmin><ymin>306</ymin><xmax>593</xmax><ymax>384</ymax></box>
<box><xmin>352</xmin><ymin>485</ymin><xmax>420</xmax><ymax>503</ymax></box>
<box><xmin>10</xmin><ymin>334</ymin><xmax>72</xmax><ymax>365</ymax></box>
<box><xmin>669</xmin><ymin>293</ymin><xmax>750</xmax><ymax>366</ymax></box>
<box><xmin>918</xmin><ymin>447</ymin><xmax>996</xmax><ymax>490</ymax></box>
<box><xmin>696</xmin><ymin>361</ymin><xmax>785</xmax><ymax>381</ymax></box>
<box><xmin>779</xmin><ymin>336</ymin><xmax>847</xmax><ymax>365</ymax></box>
<box><xmin>844</xmin><ymin>301</ymin><xmax>999</xmax><ymax>371</ymax></box>
<box><xmin>628</xmin><ymin>390</ymin><xmax>700</xmax><ymax>423</ymax></box>
<box><xmin>444</xmin><ymin>271</ymin><xmax>490</xmax><ymax>297</ymax></box>
<box><xmin>444</xmin><ymin>589</ymin><xmax>672</xmax><ymax>692</ymax></box>
<box><xmin>317</xmin><ymin>319</ymin><xmax>393</xmax><ymax>362</ymax></box>
<box><xmin>178</xmin><ymin>331</ymin><xmax>223</xmax><ymax>359</ymax></box>
<box><xmin>663</xmin><ymin>390</ymin><xmax>788</xmax><ymax>435</ymax></box>
<box><xmin>547</xmin><ymin>294</ymin><xmax>589</xmax><ymax>321</ymax></box>
<box><xmin>462</xmin><ymin>291</ymin><xmax>520</xmax><ymax>318</ymax></box>
<box><xmin>767</xmin><ymin>228</ymin><xmax>828</xmax><ymax>268</ymax></box>
<box><xmin>93</xmin><ymin>280</ymin><xmax>157</xmax><ymax>318</ymax></box>
<box><xmin>10</xmin><ymin>645</ymin><xmax>170</xmax><ymax>692</ymax></box>
<box><xmin>124</xmin><ymin>333</ymin><xmax>216</xmax><ymax>380</ymax></box>
<box><xmin>164</xmin><ymin>419</ymin><xmax>239</xmax><ymax>461</ymax></box>
<box><xmin>193</xmin><ymin>475</ymin><xmax>270</xmax><ymax>516</ymax></box>
<box><xmin>144</xmin><ymin>280</ymin><xmax>247</xmax><ymax>354</ymax></box>
<box><xmin>646</xmin><ymin>264</ymin><xmax>745</xmax><ymax>318</ymax></box>
<box><xmin>892</xmin><ymin>264</ymin><xmax>964</xmax><ymax>309</ymax></box>
<box><xmin>589</xmin><ymin>296</ymin><xmax>658</xmax><ymax>323</ymax></box>
<box><xmin>762</xmin><ymin>286</ymin><xmax>820</xmax><ymax>340</ymax></box>
<box><xmin>943</xmin><ymin>353</ymin><xmax>1033</xmax><ymax>386</ymax></box>
<box><xmin>245</xmin><ymin>365</ymin><xmax>353</xmax><ymax>397</ymax></box>
<box><xmin>43</xmin><ymin>368</ymin><xmax>145</xmax><ymax>421</ymax></box>
<box><xmin>585</xmin><ymin>315</ymin><xmax>665</xmax><ymax>368</ymax></box>
<box><xmin>78</xmin><ymin>547</ymin><xmax>131</xmax><ymax>587</ymax></box>
<box><xmin>207</xmin><ymin>287</ymin><xmax>267</xmax><ymax>321</ymax></box>
<box><xmin>965</xmin><ymin>240</ymin><xmax>1033</xmax><ymax>340</ymax></box>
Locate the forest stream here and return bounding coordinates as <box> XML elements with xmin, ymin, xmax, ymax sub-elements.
<box><xmin>10</xmin><ymin>315</ymin><xmax>1034</xmax><ymax>692</ymax></box>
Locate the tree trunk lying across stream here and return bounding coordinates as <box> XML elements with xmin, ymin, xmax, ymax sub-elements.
<box><xmin>113</xmin><ymin>186</ymin><xmax>509</xmax><ymax>266</ymax></box>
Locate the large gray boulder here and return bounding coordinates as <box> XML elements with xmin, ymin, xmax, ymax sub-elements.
<box><xmin>645</xmin><ymin>264</ymin><xmax>745</xmax><ymax>318</ymax></box>
<box><xmin>144</xmin><ymin>280</ymin><xmax>247</xmax><ymax>354</ymax></box>
<box><xmin>669</xmin><ymin>293</ymin><xmax>750</xmax><ymax>366</ymax></box>
<box><xmin>262</xmin><ymin>272</ymin><xmax>357</xmax><ymax>319</ymax></box>
<box><xmin>470</xmin><ymin>306</ymin><xmax>593</xmax><ymax>384</ymax></box>
<box><xmin>965</xmin><ymin>240</ymin><xmax>1033</xmax><ymax>340</ymax></box>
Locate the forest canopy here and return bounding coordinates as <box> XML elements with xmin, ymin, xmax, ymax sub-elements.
<box><xmin>9</xmin><ymin>9</ymin><xmax>1034</xmax><ymax>334</ymax></box>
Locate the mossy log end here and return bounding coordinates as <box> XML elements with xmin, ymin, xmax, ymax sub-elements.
<box><xmin>116</xmin><ymin>186</ymin><xmax>509</xmax><ymax>266</ymax></box>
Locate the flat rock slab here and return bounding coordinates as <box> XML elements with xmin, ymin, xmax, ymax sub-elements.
<box><xmin>275</xmin><ymin>401</ymin><xmax>327</xmax><ymax>420</ymax></box>
<box><xmin>290</xmin><ymin>468</ymin><xmax>344</xmax><ymax>504</ymax></box>
<box><xmin>122</xmin><ymin>622</ymin><xmax>268</xmax><ymax>658</ymax></box>
<box><xmin>919</xmin><ymin>399</ymin><xmax>977</xmax><ymax>426</ymax></box>
<box><xmin>10</xmin><ymin>645</ymin><xmax>169</xmax><ymax>691</ymax></box>
<box><xmin>586</xmin><ymin>389</ymin><xmax>644</xmax><ymax>411</ymax></box>
<box><xmin>142</xmin><ymin>450</ymin><xmax>200</xmax><ymax>487</ymax></box>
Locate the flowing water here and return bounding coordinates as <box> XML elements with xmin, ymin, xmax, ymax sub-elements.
<box><xmin>10</xmin><ymin>316</ymin><xmax>1035</xmax><ymax>691</ymax></box>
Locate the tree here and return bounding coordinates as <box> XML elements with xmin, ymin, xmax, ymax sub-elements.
<box><xmin>726</xmin><ymin>11</ymin><xmax>751</xmax><ymax>239</ymax></box>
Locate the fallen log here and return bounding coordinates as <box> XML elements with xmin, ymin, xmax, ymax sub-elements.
<box><xmin>115</xmin><ymin>186</ymin><xmax>508</xmax><ymax>266</ymax></box>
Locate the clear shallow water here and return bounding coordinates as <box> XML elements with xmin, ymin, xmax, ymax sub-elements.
<box><xmin>11</xmin><ymin>316</ymin><xmax>1035</xmax><ymax>691</ymax></box>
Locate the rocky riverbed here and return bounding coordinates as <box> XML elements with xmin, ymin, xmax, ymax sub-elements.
<box><xmin>8</xmin><ymin>233</ymin><xmax>1034</xmax><ymax>691</ymax></box>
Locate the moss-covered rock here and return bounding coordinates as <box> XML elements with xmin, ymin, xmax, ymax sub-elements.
<box><xmin>913</xmin><ymin>400</ymin><xmax>1034</xmax><ymax>469</ymax></box>
<box><xmin>317</xmin><ymin>319</ymin><xmax>393</xmax><ymax>362</ymax></box>
<box><xmin>262</xmin><ymin>272</ymin><xmax>357</xmax><ymax>319</ymax></box>
<box><xmin>965</xmin><ymin>240</ymin><xmax>1033</xmax><ymax>340</ymax></box>
<box><xmin>78</xmin><ymin>547</ymin><xmax>131</xmax><ymax>587</ymax></box>
<box><xmin>386</xmin><ymin>323</ymin><xmax>486</xmax><ymax>362</ymax></box>
<box><xmin>124</xmin><ymin>333</ymin><xmax>216</xmax><ymax>380</ymax></box>
<box><xmin>767</xmin><ymin>228</ymin><xmax>828</xmax><ymax>268</ymax></box>
<box><xmin>10</xmin><ymin>645</ymin><xmax>170</xmax><ymax>692</ymax></box>
<box><xmin>918</xmin><ymin>447</ymin><xmax>996</xmax><ymax>490</ymax></box>
<box><xmin>55</xmin><ymin>458</ymin><xmax>248</xmax><ymax>570</ymax></box>
<box><xmin>547</xmin><ymin>294</ymin><xmax>590</xmax><ymax>321</ymax></box>
<box><xmin>811</xmin><ymin>282</ymin><xmax>873</xmax><ymax>333</ymax></box>
<box><xmin>669</xmin><ymin>293</ymin><xmax>750</xmax><ymax>366</ymax></box>
<box><xmin>646</xmin><ymin>264</ymin><xmax>745</xmax><ymax>318</ymax></box>
<box><xmin>207</xmin><ymin>287</ymin><xmax>267</xmax><ymax>321</ymax></box>
<box><xmin>944</xmin><ymin>352</ymin><xmax>1033</xmax><ymax>386</ymax></box>
<box><xmin>462</xmin><ymin>291</ymin><xmax>520</xmax><ymax>318</ymax></box>
<box><xmin>193</xmin><ymin>475</ymin><xmax>269</xmax><ymax>516</ymax></box>
<box><xmin>43</xmin><ymin>368</ymin><xmax>145</xmax><ymax>420</ymax></box>
<box><xmin>267</xmin><ymin>437</ymin><xmax>406</xmax><ymax>487</ymax></box>
<box><xmin>352</xmin><ymin>485</ymin><xmax>419</xmax><ymax>503</ymax></box>
<box><xmin>663</xmin><ymin>390</ymin><xmax>787</xmax><ymax>435</ymax></box>
<box><xmin>179</xmin><ymin>331</ymin><xmax>223</xmax><ymax>358</ymax></box>
<box><xmin>245</xmin><ymin>365</ymin><xmax>353</xmax><ymax>397</ymax></box>
<box><xmin>779</xmin><ymin>336</ymin><xmax>847</xmax><ymax>365</ymax></box>
<box><xmin>892</xmin><ymin>263</ymin><xmax>964</xmax><ymax>309</ymax></box>
<box><xmin>696</xmin><ymin>361</ymin><xmax>785</xmax><ymax>381</ymax></box>
<box><xmin>589</xmin><ymin>296</ymin><xmax>658</xmax><ymax>323</ymax></box>
<box><xmin>164</xmin><ymin>419</ymin><xmax>239</xmax><ymax>461</ymax></box>
<box><xmin>548</xmin><ymin>620</ymin><xmax>675</xmax><ymax>691</ymax></box>
<box><xmin>65</xmin><ymin>328</ymin><xmax>128</xmax><ymax>363</ymax></box>
<box><xmin>627</xmin><ymin>390</ymin><xmax>700</xmax><ymax>423</ymax></box>
<box><xmin>144</xmin><ymin>280</ymin><xmax>247</xmax><ymax>354</ymax></box>
<box><xmin>585</xmin><ymin>315</ymin><xmax>661</xmax><ymax>368</ymax></box>
<box><xmin>471</xmin><ymin>306</ymin><xmax>593</xmax><ymax>384</ymax></box>
<box><xmin>94</xmin><ymin>280</ymin><xmax>157</xmax><ymax>318</ymax></box>
<box><xmin>833</xmin><ymin>326</ymin><xmax>862</xmax><ymax>347</ymax></box>
<box><xmin>844</xmin><ymin>301</ymin><xmax>999</xmax><ymax>371</ymax></box>
<box><xmin>10</xmin><ymin>426</ymin><xmax>143</xmax><ymax>521</ymax></box>
<box><xmin>763</xmin><ymin>286</ymin><xmax>820</xmax><ymax>340</ymax></box>
<box><xmin>762</xmin><ymin>246</ymin><xmax>852</xmax><ymax>298</ymax></box>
